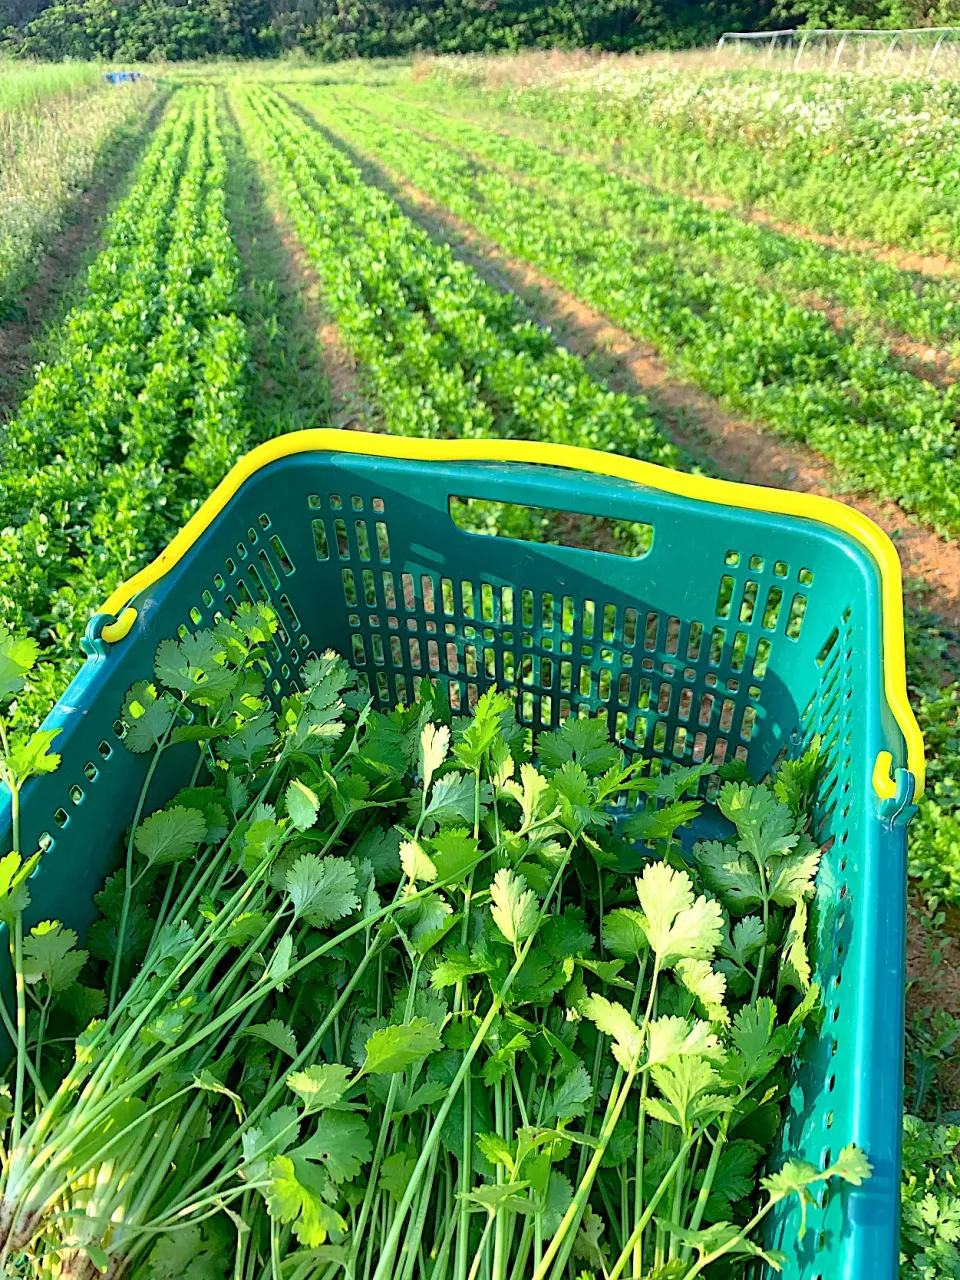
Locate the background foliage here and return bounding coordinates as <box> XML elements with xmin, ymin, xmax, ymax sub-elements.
<box><xmin>11</xmin><ymin>0</ymin><xmax>960</xmax><ymax>64</ymax></box>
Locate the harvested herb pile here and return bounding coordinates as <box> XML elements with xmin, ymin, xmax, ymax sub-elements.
<box><xmin>0</xmin><ymin>609</ymin><xmax>869</xmax><ymax>1280</ymax></box>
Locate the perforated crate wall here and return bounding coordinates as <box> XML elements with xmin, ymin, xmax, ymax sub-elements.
<box><xmin>2</xmin><ymin>450</ymin><xmax>907</xmax><ymax>1280</ymax></box>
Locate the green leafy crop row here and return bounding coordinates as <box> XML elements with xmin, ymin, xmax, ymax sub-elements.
<box><xmin>234</xmin><ymin>85</ymin><xmax>678</xmax><ymax>484</ymax></box>
<box><xmin>0</xmin><ymin>75</ymin><xmax>154</xmax><ymax>322</ymax></box>
<box><xmin>413</xmin><ymin>64</ymin><xmax>960</xmax><ymax>257</ymax></box>
<box><xmin>0</xmin><ymin>86</ymin><xmax>253</xmax><ymax>724</ymax></box>
<box><xmin>381</xmin><ymin>87</ymin><xmax>960</xmax><ymax>356</ymax></box>
<box><xmin>299</xmin><ymin>86</ymin><xmax>960</xmax><ymax>545</ymax></box>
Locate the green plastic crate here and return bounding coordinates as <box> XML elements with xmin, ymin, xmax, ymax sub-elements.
<box><xmin>0</xmin><ymin>431</ymin><xmax>922</xmax><ymax>1279</ymax></box>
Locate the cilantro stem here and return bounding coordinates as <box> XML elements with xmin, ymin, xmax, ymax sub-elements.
<box><xmin>109</xmin><ymin>700</ymin><xmax>183</xmax><ymax>1014</ymax></box>
<box><xmin>679</xmin><ymin>1195</ymin><xmax>775</xmax><ymax>1279</ymax></box>
<box><xmin>0</xmin><ymin>715</ymin><xmax>28</xmax><ymax>1159</ymax></box>
<box><xmin>10</xmin><ymin>912</ymin><xmax>25</xmax><ymax>1155</ymax></box>
<box><xmin>607</xmin><ymin>1130</ymin><xmax>703</xmax><ymax>1280</ymax></box>
<box><xmin>538</xmin><ymin>960</ymin><xmax>662</xmax><ymax>1280</ymax></box>
<box><xmin>0</xmin><ymin>988</ymin><xmax>47</xmax><ymax>1105</ymax></box>
<box><xmin>680</xmin><ymin>1124</ymin><xmax>725</xmax><ymax>1263</ymax></box>
<box><xmin>371</xmin><ymin>850</ymin><xmax>572</xmax><ymax>1280</ymax></box>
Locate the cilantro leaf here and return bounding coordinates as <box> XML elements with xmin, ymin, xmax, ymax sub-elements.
<box><xmin>694</xmin><ymin>840</ymin><xmax>763</xmax><ymax>912</ymax></box>
<box><xmin>767</xmin><ymin>837</ymin><xmax>822</xmax><ymax>909</ymax></box>
<box><xmin>428</xmin><ymin>829</ymin><xmax>480</xmax><ymax>883</ymax></box>
<box><xmin>59</xmin><ymin>983</ymin><xmax>106</xmax><ymax>1026</ymax></box>
<box><xmin>675</xmin><ymin>958</ymin><xmax>729</xmax><ymax>1025</ymax></box>
<box><xmin>0</xmin><ymin>628</ymin><xmax>37</xmax><ymax>700</ymax></box>
<box><xmin>242</xmin><ymin>1020</ymin><xmax>298</xmax><ymax>1058</ymax></box>
<box><xmin>774</xmin><ymin>738</ymin><xmax>822</xmax><ymax>818</ymax></box>
<box><xmin>424</xmin><ymin>772</ymin><xmax>477</xmax><ymax>826</ymax></box>
<box><xmin>379</xmin><ymin>1150</ymin><xmax>417</xmax><ymax>1198</ymax></box>
<box><xmin>546</xmin><ymin>1065</ymin><xmax>593</xmax><ymax>1123</ymax></box>
<box><xmin>542</xmin><ymin>1171</ymin><xmax>574</xmax><ymax>1235</ymax></box>
<box><xmin>541</xmin><ymin>907</ymin><xmax>593</xmax><ymax>959</ymax></box>
<box><xmin>581</xmin><ymin>994</ymin><xmax>642</xmax><ymax>1070</ymax></box>
<box><xmin>777</xmin><ymin>898</ymin><xmax>812</xmax><ymax>993</ymax></box>
<box><xmin>242</xmin><ymin>1105</ymin><xmax>300</xmax><ymax>1179</ymax></box>
<box><xmin>830</xmin><ymin>1144</ymin><xmax>872</xmax><ymax>1185</ymax></box>
<box><xmin>502</xmin><ymin>762</ymin><xmax>551</xmax><ymax>827</ymax></box>
<box><xmin>646</xmin><ymin>1015</ymin><xmax>720</xmax><ymax>1068</ymax></box>
<box><xmin>6</xmin><ymin>729</ymin><xmax>61</xmax><ymax>785</ymax></box>
<box><xmin>122</xmin><ymin>682</ymin><xmax>176</xmax><ymax>754</ymax></box>
<box><xmin>420</xmin><ymin>722</ymin><xmax>450</xmax><ymax>794</ymax></box>
<box><xmin>400</xmin><ymin>840</ymin><xmax>437</xmax><ymax>885</ymax></box>
<box><xmin>725</xmin><ymin>998</ymin><xmax>793</xmax><ymax>1088</ymax></box>
<box><xmin>285</xmin><ymin>855</ymin><xmax>359</xmax><ymax>926</ymax></box>
<box><xmin>155</xmin><ymin>631</ymin><xmax>237</xmax><ymax>707</ymax></box>
<box><xmin>223</xmin><ymin>910</ymin><xmax>268</xmax><ymax>947</ymax></box>
<box><xmin>601</xmin><ymin>907</ymin><xmax>649</xmax><ymax>959</ymax></box>
<box><xmin>430</xmin><ymin>948</ymin><xmax>490</xmax><ymax>989</ymax></box>
<box><xmin>490</xmin><ymin>868</ymin><xmax>540</xmax><ymax>947</ymax></box>
<box><xmin>285</xmin><ymin>779</ymin><xmax>321</xmax><ymax>832</ymax></box>
<box><xmin>297</xmin><ymin>1112</ymin><xmax>372</xmax><ymax>1182</ymax></box>
<box><xmin>361</xmin><ymin>1017</ymin><xmax>444</xmax><ymax>1075</ymax></box>
<box><xmin>264</xmin><ymin>1154</ymin><xmax>347</xmax><ymax>1246</ymax></box>
<box><xmin>220</xmin><ymin>712</ymin><xmax>276</xmax><ymax>766</ymax></box>
<box><xmin>537</xmin><ymin>717</ymin><xmax>620</xmax><ymax>777</ymax></box>
<box><xmin>22</xmin><ymin>921</ymin><xmax>86</xmax><ymax>992</ymax></box>
<box><xmin>0</xmin><ymin>850</ymin><xmax>36</xmax><ymax>926</ymax></box>
<box><xmin>135</xmin><ymin>805</ymin><xmax>207</xmax><ymax>867</ymax></box>
<box><xmin>626</xmin><ymin>799</ymin><xmax>703</xmax><ymax>845</ymax></box>
<box><xmin>354</xmin><ymin>827</ymin><xmax>401</xmax><ymax>883</ymax></box>
<box><xmin>287</xmin><ymin>1064</ymin><xmax>352</xmax><ymax>1112</ymax></box>
<box><xmin>635</xmin><ymin>862</ymin><xmax>723</xmax><ymax>967</ymax></box>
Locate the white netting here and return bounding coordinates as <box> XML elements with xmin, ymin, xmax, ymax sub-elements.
<box><xmin>717</xmin><ymin>26</ymin><xmax>960</xmax><ymax>74</ymax></box>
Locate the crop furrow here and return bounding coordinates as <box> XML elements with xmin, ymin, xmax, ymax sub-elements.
<box><xmin>236</xmin><ymin>86</ymin><xmax>677</xmax><ymax>477</ymax></box>
<box><xmin>300</xmin><ymin>87</ymin><xmax>960</xmax><ymax>542</ymax></box>
<box><xmin>351</xmin><ymin>88</ymin><xmax>960</xmax><ymax>355</ymax></box>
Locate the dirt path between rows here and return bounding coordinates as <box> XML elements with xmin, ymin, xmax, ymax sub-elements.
<box><xmin>225</xmin><ymin>91</ymin><xmax>378</xmax><ymax>433</ymax></box>
<box><xmin>329</xmin><ymin>130</ymin><xmax>960</xmax><ymax>633</ymax></box>
<box><xmin>337</xmin><ymin>92</ymin><xmax>960</xmax><ymax>407</ymax></box>
<box><xmin>695</xmin><ymin>189</ymin><xmax>960</xmax><ymax>284</ymax></box>
<box><xmin>0</xmin><ymin>96</ymin><xmax>169</xmax><ymax>425</ymax></box>
<box><xmin>416</xmin><ymin>97</ymin><xmax>960</xmax><ymax>286</ymax></box>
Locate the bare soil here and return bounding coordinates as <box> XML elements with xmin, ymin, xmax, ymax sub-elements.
<box><xmin>695</xmin><ymin>190</ymin><xmax>960</xmax><ymax>283</ymax></box>
<box><xmin>335</xmin><ymin>137</ymin><xmax>960</xmax><ymax>633</ymax></box>
<box><xmin>907</xmin><ymin>896</ymin><xmax>960</xmax><ymax>1106</ymax></box>
<box><xmin>275</xmin><ymin>222</ymin><xmax>371</xmax><ymax>428</ymax></box>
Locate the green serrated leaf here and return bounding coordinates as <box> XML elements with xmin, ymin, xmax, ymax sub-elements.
<box><xmin>22</xmin><ymin>920</ymin><xmax>86</xmax><ymax>992</ymax></box>
<box><xmin>285</xmin><ymin>854</ymin><xmax>359</xmax><ymax>926</ymax></box>
<box><xmin>400</xmin><ymin>839</ymin><xmax>437</xmax><ymax>885</ymax></box>
<box><xmin>361</xmin><ymin>1017</ymin><xmax>444</xmax><ymax>1075</ymax></box>
<box><xmin>286</xmin><ymin>779</ymin><xmax>321</xmax><ymax>832</ymax></box>
<box><xmin>243</xmin><ymin>1020</ymin><xmax>298</xmax><ymax>1058</ymax></box>
<box><xmin>490</xmin><ymin>867</ymin><xmax>539</xmax><ymax>946</ymax></box>
<box><xmin>287</xmin><ymin>1063</ymin><xmax>352</xmax><ymax>1112</ymax></box>
<box><xmin>135</xmin><ymin>806</ymin><xmax>207</xmax><ymax>867</ymax></box>
<box><xmin>297</xmin><ymin>1111</ymin><xmax>372</xmax><ymax>1182</ymax></box>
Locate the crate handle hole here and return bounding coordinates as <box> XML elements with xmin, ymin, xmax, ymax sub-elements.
<box><xmin>448</xmin><ymin>496</ymin><xmax>653</xmax><ymax>559</ymax></box>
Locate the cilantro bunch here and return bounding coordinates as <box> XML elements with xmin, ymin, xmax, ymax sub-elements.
<box><xmin>0</xmin><ymin>609</ymin><xmax>870</xmax><ymax>1280</ymax></box>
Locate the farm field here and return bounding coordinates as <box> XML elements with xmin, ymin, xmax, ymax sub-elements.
<box><xmin>2</xmin><ymin>51</ymin><xmax>960</xmax><ymax>1279</ymax></box>
<box><xmin>0</xmin><ymin>63</ymin><xmax>153</xmax><ymax>321</ymax></box>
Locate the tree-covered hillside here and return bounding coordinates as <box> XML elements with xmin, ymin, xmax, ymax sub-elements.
<box><xmin>0</xmin><ymin>0</ymin><xmax>756</xmax><ymax>62</ymax></box>
<box><xmin>3</xmin><ymin>0</ymin><xmax>960</xmax><ymax>65</ymax></box>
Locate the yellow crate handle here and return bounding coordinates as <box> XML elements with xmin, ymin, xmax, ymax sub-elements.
<box><xmin>98</xmin><ymin>430</ymin><xmax>925</xmax><ymax>799</ymax></box>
